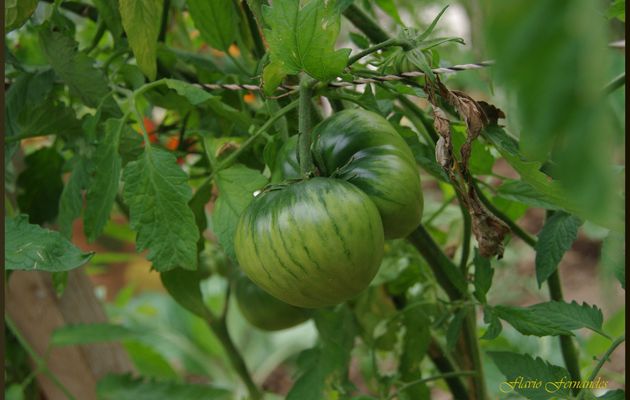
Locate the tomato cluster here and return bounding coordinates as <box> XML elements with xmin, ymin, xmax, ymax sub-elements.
<box><xmin>234</xmin><ymin>109</ymin><xmax>423</xmax><ymax>311</ymax></box>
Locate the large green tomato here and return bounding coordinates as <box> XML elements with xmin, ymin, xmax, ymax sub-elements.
<box><xmin>275</xmin><ymin>109</ymin><xmax>423</xmax><ymax>239</ymax></box>
<box><xmin>234</xmin><ymin>275</ymin><xmax>312</xmax><ymax>331</ymax></box>
<box><xmin>234</xmin><ymin>177</ymin><xmax>385</xmax><ymax>308</ymax></box>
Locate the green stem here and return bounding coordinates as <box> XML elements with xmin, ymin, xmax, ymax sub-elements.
<box><xmin>427</xmin><ymin>337</ymin><xmax>471</xmax><ymax>400</ymax></box>
<box><xmin>424</xmin><ymin>195</ymin><xmax>456</xmax><ymax>226</ymax></box>
<box><xmin>407</xmin><ymin>226</ymin><xmax>488</xmax><ymax>400</ymax></box>
<box><xmin>397</xmin><ymin>95</ymin><xmax>439</xmax><ymax>144</ymax></box>
<box><xmin>298</xmin><ymin>75</ymin><xmax>315</xmax><ymax>176</ymax></box>
<box><xmin>347</xmin><ymin>38</ymin><xmax>404</xmax><ymax>66</ymax></box>
<box><xmin>208</xmin><ymin>318</ymin><xmax>262</xmax><ymax>400</ymax></box>
<box><xmin>456</xmin><ymin>192</ymin><xmax>472</xmax><ymax>273</ymax></box>
<box><xmin>6</xmin><ymin>316</ymin><xmax>78</xmax><ymax>400</ymax></box>
<box><xmin>342</xmin><ymin>4</ymin><xmax>390</xmax><ymax>44</ymax></box>
<box><xmin>575</xmin><ymin>335</ymin><xmax>625</xmax><ymax>400</ymax></box>
<box><xmin>388</xmin><ymin>371</ymin><xmax>476</xmax><ymax>400</ymax></box>
<box><xmin>603</xmin><ymin>73</ymin><xmax>625</xmax><ymax>95</ymax></box>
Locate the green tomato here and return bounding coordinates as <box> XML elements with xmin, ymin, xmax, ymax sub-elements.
<box><xmin>234</xmin><ymin>275</ymin><xmax>312</xmax><ymax>331</ymax></box>
<box><xmin>234</xmin><ymin>177</ymin><xmax>385</xmax><ymax>308</ymax></box>
<box><xmin>274</xmin><ymin>109</ymin><xmax>423</xmax><ymax>239</ymax></box>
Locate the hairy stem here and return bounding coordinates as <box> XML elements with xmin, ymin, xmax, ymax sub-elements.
<box><xmin>298</xmin><ymin>75</ymin><xmax>315</xmax><ymax>176</ymax></box>
<box><xmin>575</xmin><ymin>335</ymin><xmax>625</xmax><ymax>400</ymax></box>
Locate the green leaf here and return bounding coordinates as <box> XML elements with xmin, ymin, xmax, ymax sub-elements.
<box><xmin>375</xmin><ymin>0</ymin><xmax>403</xmax><ymax>25</ymax></box>
<box><xmin>58</xmin><ymin>157</ymin><xmax>90</xmax><ymax>238</ymax></box>
<box><xmin>123</xmin><ymin>341</ymin><xmax>178</xmax><ymax>380</ymax></box>
<box><xmin>119</xmin><ymin>0</ymin><xmax>162</xmax><ymax>80</ymax></box>
<box><xmin>39</xmin><ymin>29</ymin><xmax>116</xmax><ymax>112</ymax></box>
<box><xmin>288</xmin><ymin>306</ymin><xmax>357</xmax><ymax>400</ymax></box>
<box><xmin>599</xmin><ymin>390</ymin><xmax>626</xmax><ymax>400</ymax></box>
<box><xmin>211</xmin><ymin>165</ymin><xmax>267</xmax><ymax>260</ymax></box>
<box><xmin>488</xmin><ymin>351</ymin><xmax>571</xmax><ymax>400</ymax></box>
<box><xmin>187</xmin><ymin>0</ymin><xmax>238</xmax><ymax>52</ymax></box>
<box><xmin>473</xmin><ymin>249</ymin><xmax>493</xmax><ymax>304</ymax></box>
<box><xmin>535</xmin><ymin>211</ymin><xmax>582</xmax><ymax>286</ymax></box>
<box><xmin>5</xmin><ymin>0</ymin><xmax>38</xmax><ymax>32</ymax></box>
<box><xmin>122</xmin><ymin>146</ymin><xmax>199</xmax><ymax>271</ymax></box>
<box><xmin>5</xmin><ymin>215</ymin><xmax>93</xmax><ymax>271</ymax></box>
<box><xmin>84</xmin><ymin>118</ymin><xmax>125</xmax><ymax>242</ymax></box>
<box><xmin>600</xmin><ymin>231</ymin><xmax>625</xmax><ymax>289</ymax></box>
<box><xmin>349</xmin><ymin>32</ymin><xmax>370</xmax><ymax>49</ymax></box>
<box><xmin>17</xmin><ymin>147</ymin><xmax>64</xmax><ymax>225</ymax></box>
<box><xmin>262</xmin><ymin>0</ymin><xmax>351</xmax><ymax>93</ymax></box>
<box><xmin>480</xmin><ymin>306</ymin><xmax>502</xmax><ymax>340</ymax></box>
<box><xmin>607</xmin><ymin>0</ymin><xmax>625</xmax><ymax>21</ymax></box>
<box><xmin>52</xmin><ymin>271</ymin><xmax>69</xmax><ymax>297</ymax></box>
<box><xmin>164</xmin><ymin>79</ymin><xmax>213</xmax><ymax>105</ymax></box>
<box><xmin>93</xmin><ymin>0</ymin><xmax>123</xmax><ymax>40</ymax></box>
<box><xmin>484</xmin><ymin>126</ymin><xmax>623</xmax><ymax>232</ymax></box>
<box><xmin>497</xmin><ymin>180</ymin><xmax>561</xmax><ymax>210</ymax></box>
<box><xmin>399</xmin><ymin>308</ymin><xmax>431</xmax><ymax>399</ymax></box>
<box><xmin>494</xmin><ymin>301</ymin><xmax>606</xmax><ymax>338</ymax></box>
<box><xmin>96</xmin><ymin>374</ymin><xmax>232</xmax><ymax>400</ymax></box>
<box><xmin>484</xmin><ymin>0</ymin><xmax>617</xmax><ymax>229</ymax></box>
<box><xmin>52</xmin><ymin>323</ymin><xmax>138</xmax><ymax>346</ymax></box>
<box><xmin>160</xmin><ymin>268</ymin><xmax>210</xmax><ymax>319</ymax></box>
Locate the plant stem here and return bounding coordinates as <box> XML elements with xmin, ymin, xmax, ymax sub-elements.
<box><xmin>6</xmin><ymin>316</ymin><xmax>78</xmax><ymax>400</ymax></box>
<box><xmin>388</xmin><ymin>371</ymin><xmax>476</xmax><ymax>400</ymax></box>
<box><xmin>407</xmin><ymin>226</ymin><xmax>488</xmax><ymax>400</ymax></box>
<box><xmin>575</xmin><ymin>335</ymin><xmax>625</xmax><ymax>400</ymax></box>
<box><xmin>603</xmin><ymin>73</ymin><xmax>625</xmax><ymax>95</ymax></box>
<box><xmin>456</xmin><ymin>191</ymin><xmax>472</xmax><ymax>273</ymax></box>
<box><xmin>397</xmin><ymin>95</ymin><xmax>439</xmax><ymax>144</ymax></box>
<box><xmin>298</xmin><ymin>75</ymin><xmax>315</xmax><ymax>176</ymax></box>
<box><xmin>342</xmin><ymin>4</ymin><xmax>390</xmax><ymax>44</ymax></box>
<box><xmin>208</xmin><ymin>317</ymin><xmax>262</xmax><ymax>400</ymax></box>
<box><xmin>427</xmin><ymin>337</ymin><xmax>470</xmax><ymax>400</ymax></box>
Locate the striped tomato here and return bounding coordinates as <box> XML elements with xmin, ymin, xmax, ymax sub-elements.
<box><xmin>274</xmin><ymin>109</ymin><xmax>423</xmax><ymax>239</ymax></box>
<box><xmin>234</xmin><ymin>275</ymin><xmax>311</xmax><ymax>331</ymax></box>
<box><xmin>234</xmin><ymin>177</ymin><xmax>385</xmax><ymax>308</ymax></box>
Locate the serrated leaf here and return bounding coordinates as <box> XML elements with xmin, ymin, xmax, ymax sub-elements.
<box><xmin>17</xmin><ymin>147</ymin><xmax>64</xmax><ymax>225</ymax></box>
<box><xmin>481</xmin><ymin>306</ymin><xmax>502</xmax><ymax>340</ymax></box>
<box><xmin>5</xmin><ymin>215</ymin><xmax>93</xmax><ymax>272</ymax></box>
<box><xmin>96</xmin><ymin>374</ymin><xmax>232</xmax><ymax>400</ymax></box>
<box><xmin>600</xmin><ymin>231</ymin><xmax>625</xmax><ymax>289</ymax></box>
<box><xmin>5</xmin><ymin>0</ymin><xmax>38</xmax><ymax>32</ymax></box>
<box><xmin>211</xmin><ymin>165</ymin><xmax>267</xmax><ymax>260</ymax></box>
<box><xmin>488</xmin><ymin>351</ymin><xmax>571</xmax><ymax>400</ymax></box>
<box><xmin>58</xmin><ymin>157</ymin><xmax>90</xmax><ymax>238</ymax></box>
<box><xmin>122</xmin><ymin>146</ymin><xmax>199</xmax><ymax>271</ymax></box>
<box><xmin>494</xmin><ymin>301</ymin><xmax>606</xmax><ymax>338</ymax></box>
<box><xmin>119</xmin><ymin>0</ymin><xmax>161</xmax><ymax>80</ymax></box>
<box><xmin>535</xmin><ymin>211</ymin><xmax>582</xmax><ymax>286</ymax></box>
<box><xmin>52</xmin><ymin>323</ymin><xmax>138</xmax><ymax>346</ymax></box>
<box><xmin>262</xmin><ymin>0</ymin><xmax>351</xmax><ymax>93</ymax></box>
<box><xmin>189</xmin><ymin>183</ymin><xmax>213</xmax><ymax>252</ymax></box>
<box><xmin>473</xmin><ymin>249</ymin><xmax>493</xmax><ymax>304</ymax></box>
<box><xmin>160</xmin><ymin>268</ymin><xmax>210</xmax><ymax>319</ymax></box>
<box><xmin>84</xmin><ymin>118</ymin><xmax>125</xmax><ymax>242</ymax></box>
<box><xmin>39</xmin><ymin>29</ymin><xmax>116</xmax><ymax>112</ymax></box>
<box><xmin>187</xmin><ymin>0</ymin><xmax>238</xmax><ymax>52</ymax></box>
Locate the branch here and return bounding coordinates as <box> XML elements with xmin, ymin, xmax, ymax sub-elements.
<box><xmin>298</xmin><ymin>75</ymin><xmax>315</xmax><ymax>176</ymax></box>
<box><xmin>342</xmin><ymin>4</ymin><xmax>390</xmax><ymax>44</ymax></box>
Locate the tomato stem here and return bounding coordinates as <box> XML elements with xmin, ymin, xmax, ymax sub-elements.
<box><xmin>298</xmin><ymin>74</ymin><xmax>316</xmax><ymax>177</ymax></box>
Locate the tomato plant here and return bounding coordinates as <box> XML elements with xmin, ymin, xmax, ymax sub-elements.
<box><xmin>4</xmin><ymin>0</ymin><xmax>625</xmax><ymax>400</ymax></box>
